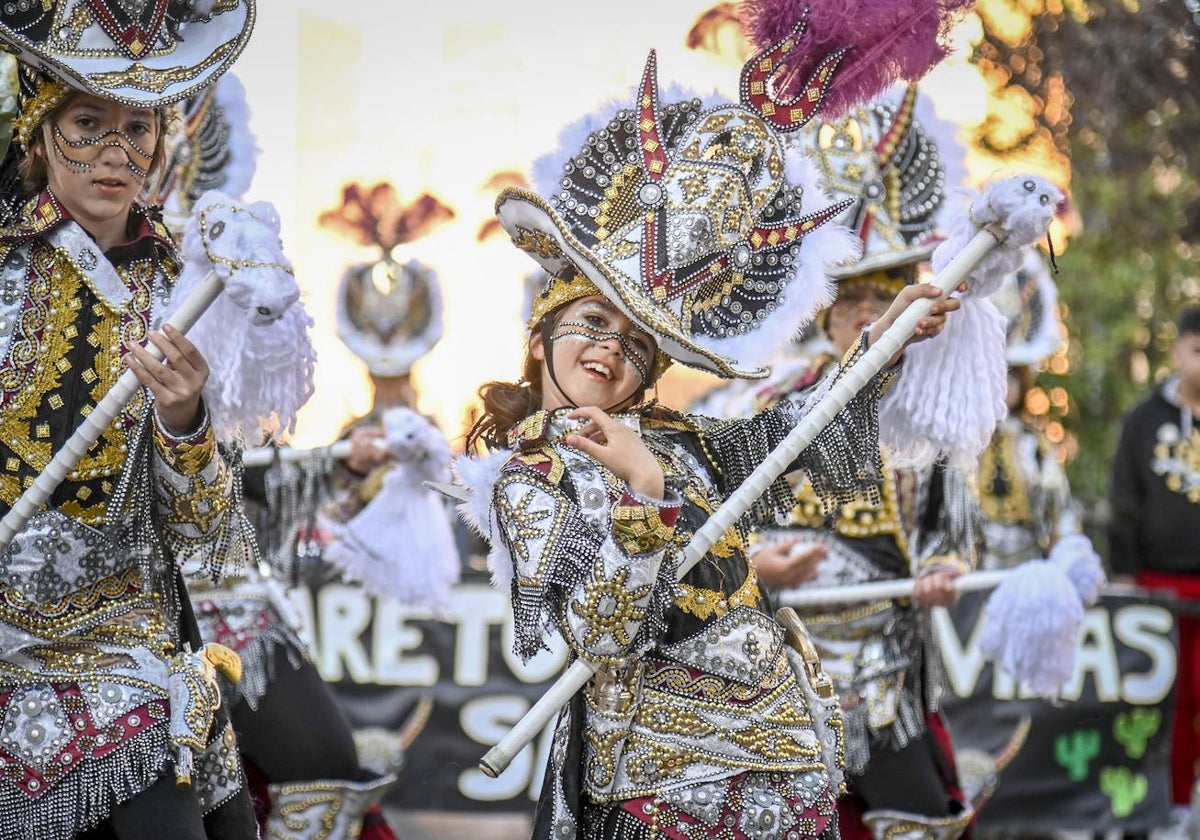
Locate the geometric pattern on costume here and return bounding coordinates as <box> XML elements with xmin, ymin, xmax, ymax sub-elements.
<box><xmin>189</xmin><ymin>571</ymin><xmax>308</xmax><ymax>711</ymax></box>
<box><xmin>0</xmin><ymin>195</ymin><xmax>255</xmax><ymax>840</ymax></box>
<box><xmin>491</xmin><ymin>344</ymin><xmax>893</xmax><ymax>840</ymax></box>
<box><xmin>758</xmin><ymin>356</ymin><xmax>979</xmax><ymax>779</ymax></box>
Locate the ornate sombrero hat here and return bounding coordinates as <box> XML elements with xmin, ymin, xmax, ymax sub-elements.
<box><xmin>793</xmin><ymin>85</ymin><xmax>950</xmax><ymax>280</ymax></box>
<box><xmin>496</xmin><ymin>25</ymin><xmax>859</xmax><ymax>380</ymax></box>
<box><xmin>0</xmin><ymin>0</ymin><xmax>255</xmax><ymax>107</ymax></box>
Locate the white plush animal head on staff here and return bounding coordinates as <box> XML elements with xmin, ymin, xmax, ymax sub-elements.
<box><xmin>187</xmin><ymin>195</ymin><xmax>298</xmax><ymax>325</ymax></box>
<box><xmin>168</xmin><ymin>191</ymin><xmax>316</xmax><ymax>445</ymax></box>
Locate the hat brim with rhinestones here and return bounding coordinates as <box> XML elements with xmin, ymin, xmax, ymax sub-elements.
<box><xmin>497</xmin><ymin>35</ymin><xmax>860</xmax><ymax>381</ymax></box>
<box><xmin>0</xmin><ymin>0</ymin><xmax>255</xmax><ymax>107</ymax></box>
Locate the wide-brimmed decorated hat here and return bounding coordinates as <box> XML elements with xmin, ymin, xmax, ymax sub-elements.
<box><xmin>792</xmin><ymin>84</ymin><xmax>952</xmax><ymax>280</ymax></box>
<box><xmin>993</xmin><ymin>248</ymin><xmax>1063</xmax><ymax>367</ymax></box>
<box><xmin>336</xmin><ymin>253</ymin><xmax>444</xmax><ymax>378</ymax></box>
<box><xmin>0</xmin><ymin>0</ymin><xmax>254</xmax><ymax>107</ymax></box>
<box><xmin>496</xmin><ymin>25</ymin><xmax>861</xmax><ymax>380</ymax></box>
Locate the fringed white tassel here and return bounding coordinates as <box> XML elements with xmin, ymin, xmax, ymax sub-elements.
<box><xmin>167</xmin><ymin>190</ymin><xmax>316</xmax><ymax>445</ymax></box>
<box><xmin>879</xmin><ymin>175</ymin><xmax>1064</xmax><ymax>471</ymax></box>
<box><xmin>322</xmin><ymin>409</ymin><xmax>460</xmax><ymax>609</ymax></box>
<box><xmin>451</xmin><ymin>448</ymin><xmax>514</xmax><ymax>590</ymax></box>
<box><xmin>978</xmin><ymin>533</ymin><xmax>1107</xmax><ymax>697</ymax></box>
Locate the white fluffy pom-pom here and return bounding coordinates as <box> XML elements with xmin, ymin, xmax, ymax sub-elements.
<box><xmin>321</xmin><ymin>469</ymin><xmax>460</xmax><ymax>610</ymax></box>
<box><xmin>167</xmin><ymin>191</ymin><xmax>316</xmax><ymax>445</ymax></box>
<box><xmin>879</xmin><ymin>175</ymin><xmax>1063</xmax><ymax>471</ymax></box>
<box><xmin>978</xmin><ymin>535</ymin><xmax>1104</xmax><ymax>697</ymax></box>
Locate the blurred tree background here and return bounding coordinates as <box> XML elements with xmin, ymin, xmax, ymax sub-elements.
<box><xmin>968</xmin><ymin>0</ymin><xmax>1199</xmax><ymax>546</ymax></box>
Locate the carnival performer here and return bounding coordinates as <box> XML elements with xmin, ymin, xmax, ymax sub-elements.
<box><xmin>977</xmin><ymin>250</ymin><xmax>1079</xmax><ymax>571</ymax></box>
<box><xmin>0</xmin><ymin>3</ymin><xmax>260</xmax><ymax>839</ymax></box>
<box><xmin>749</xmin><ymin>88</ymin><xmax>980</xmax><ymax>840</ymax></box>
<box><xmin>152</xmin><ymin>75</ymin><xmax>405</xmax><ymax>840</ymax></box>
<box><xmin>456</xmin><ymin>34</ymin><xmax>969</xmax><ymax>837</ymax></box>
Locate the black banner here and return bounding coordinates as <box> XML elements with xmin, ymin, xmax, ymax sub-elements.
<box><xmin>938</xmin><ymin>589</ymin><xmax>1176</xmax><ymax>834</ymax></box>
<box><xmin>292</xmin><ymin>579</ymin><xmax>1179</xmax><ymax>826</ymax></box>
<box><xmin>292</xmin><ymin>573</ymin><xmax>563</xmax><ymax>811</ymax></box>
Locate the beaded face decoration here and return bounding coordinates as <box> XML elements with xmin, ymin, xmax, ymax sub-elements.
<box><xmin>794</xmin><ymin>85</ymin><xmax>947</xmax><ymax>279</ymax></box>
<box><xmin>495</xmin><ymin>22</ymin><xmax>857</xmax><ymax>380</ymax></box>
<box><xmin>49</xmin><ymin>116</ymin><xmax>156</xmax><ymax>179</ymax></box>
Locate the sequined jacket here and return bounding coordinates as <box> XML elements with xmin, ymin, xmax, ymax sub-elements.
<box><xmin>487</xmin><ymin>338</ymin><xmax>892</xmax><ymax>839</ymax></box>
<box><xmin>755</xmin><ymin>353</ymin><xmax>983</xmax><ymax>777</ymax></box>
<box><xmin>0</xmin><ymin>193</ymin><xmax>254</xmax><ymax>840</ymax></box>
<box><xmin>977</xmin><ymin>415</ymin><xmax>1079</xmax><ymax>570</ymax></box>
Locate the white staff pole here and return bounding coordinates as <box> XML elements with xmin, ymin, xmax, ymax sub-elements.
<box><xmin>242</xmin><ymin>439</ymin><xmax>354</xmax><ymax>468</ymax></box>
<box><xmin>478</xmin><ymin>227</ymin><xmax>1002</xmax><ymax>777</ymax></box>
<box><xmin>779</xmin><ymin>569</ymin><xmax>1011</xmax><ymax>607</ymax></box>
<box><xmin>0</xmin><ymin>271</ymin><xmax>223</xmax><ymax>550</ymax></box>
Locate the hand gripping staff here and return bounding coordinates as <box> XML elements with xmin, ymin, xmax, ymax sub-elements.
<box><xmin>0</xmin><ymin>191</ymin><xmax>302</xmax><ymax>784</ymax></box>
<box><xmin>0</xmin><ymin>192</ymin><xmax>298</xmax><ymax>550</ymax></box>
<box><xmin>478</xmin><ymin>174</ymin><xmax>1064</xmax><ymax>778</ymax></box>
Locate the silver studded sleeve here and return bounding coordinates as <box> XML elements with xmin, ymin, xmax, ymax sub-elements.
<box><xmin>493</xmin><ymin>462</ymin><xmax>683</xmax><ymax>664</ymax></box>
<box><xmin>150</xmin><ymin>410</ymin><xmax>255</xmax><ymax>581</ymax></box>
<box><xmin>695</xmin><ymin>334</ymin><xmax>896</xmax><ymax>526</ymax></box>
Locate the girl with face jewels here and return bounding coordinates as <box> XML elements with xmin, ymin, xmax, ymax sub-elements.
<box><xmin>464</xmin><ymin>266</ymin><xmax>958</xmax><ymax>840</ymax></box>
<box><xmin>0</xmin><ymin>73</ymin><xmax>259</xmax><ymax>840</ymax></box>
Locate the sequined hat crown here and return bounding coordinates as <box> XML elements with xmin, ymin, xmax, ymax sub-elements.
<box><xmin>495</xmin><ymin>23</ymin><xmax>860</xmax><ymax>380</ymax></box>
<box><xmin>791</xmin><ymin>85</ymin><xmax>948</xmax><ymax>280</ymax></box>
<box><xmin>0</xmin><ymin>0</ymin><xmax>255</xmax><ymax>107</ymax></box>
<box><xmin>993</xmin><ymin>248</ymin><xmax>1063</xmax><ymax>367</ymax></box>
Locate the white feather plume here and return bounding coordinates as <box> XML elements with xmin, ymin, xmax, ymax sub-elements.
<box><xmin>167</xmin><ymin>190</ymin><xmax>316</xmax><ymax>445</ymax></box>
<box><xmin>451</xmin><ymin>449</ymin><xmax>515</xmax><ymax>591</ymax></box>
<box><xmin>879</xmin><ymin>175</ymin><xmax>1064</xmax><ymax>471</ymax></box>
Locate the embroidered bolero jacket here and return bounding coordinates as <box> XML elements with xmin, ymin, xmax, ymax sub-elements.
<box><xmin>0</xmin><ymin>193</ymin><xmax>254</xmax><ymax>839</ymax></box>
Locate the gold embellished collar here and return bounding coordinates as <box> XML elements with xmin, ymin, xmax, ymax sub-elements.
<box><xmin>1</xmin><ymin>191</ymin><xmax>174</xmax><ymax>257</ymax></box>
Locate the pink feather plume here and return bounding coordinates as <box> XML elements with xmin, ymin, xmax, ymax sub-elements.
<box><xmin>741</xmin><ymin>0</ymin><xmax>974</xmax><ymax>119</ymax></box>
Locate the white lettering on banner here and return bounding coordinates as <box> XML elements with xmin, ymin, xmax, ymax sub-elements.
<box><xmin>373</xmin><ymin>596</ymin><xmax>438</xmax><ymax>686</ymax></box>
<box><xmin>457</xmin><ymin>695</ymin><xmax>554</xmax><ymax>801</ymax></box>
<box><xmin>1113</xmin><ymin>605</ymin><xmax>1176</xmax><ymax>705</ymax></box>
<box><xmin>937</xmin><ymin>601</ymin><xmax>1176</xmax><ymax>704</ymax></box>
<box><xmin>294</xmin><ymin>583</ymin><xmax>568</xmax><ymax>685</ymax></box>
<box><xmin>450</xmin><ymin>587</ymin><xmax>510</xmax><ymax>686</ymax></box>
<box><xmin>318</xmin><ymin>585</ymin><xmax>374</xmax><ymax>682</ymax></box>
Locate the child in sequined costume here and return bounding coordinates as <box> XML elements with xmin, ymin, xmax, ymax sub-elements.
<box><xmin>458</xmin><ymin>31</ymin><xmax>962</xmax><ymax>838</ymax></box>
<box><xmin>0</xmin><ymin>3</ymin><xmax>261</xmax><ymax>835</ymax></box>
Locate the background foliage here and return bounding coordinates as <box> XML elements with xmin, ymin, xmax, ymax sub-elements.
<box><xmin>971</xmin><ymin>0</ymin><xmax>1200</xmax><ymax>542</ymax></box>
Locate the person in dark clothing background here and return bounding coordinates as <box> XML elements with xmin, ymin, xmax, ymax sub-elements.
<box><xmin>1108</xmin><ymin>303</ymin><xmax>1200</xmax><ymax>837</ymax></box>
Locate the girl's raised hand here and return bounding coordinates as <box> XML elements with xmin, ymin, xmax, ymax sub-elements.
<box><xmin>565</xmin><ymin>406</ymin><xmax>665</xmax><ymax>500</ymax></box>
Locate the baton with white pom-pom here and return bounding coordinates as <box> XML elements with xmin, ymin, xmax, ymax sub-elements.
<box><xmin>0</xmin><ymin>196</ymin><xmax>297</xmax><ymax>551</ymax></box>
<box><xmin>477</xmin><ymin>175</ymin><xmax>1062</xmax><ymax>778</ymax></box>
<box><xmin>778</xmin><ymin>534</ymin><xmax>1106</xmax><ymax>696</ymax></box>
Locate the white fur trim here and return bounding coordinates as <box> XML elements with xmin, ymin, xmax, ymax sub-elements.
<box><xmin>451</xmin><ymin>449</ymin><xmax>515</xmax><ymax>590</ymax></box>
